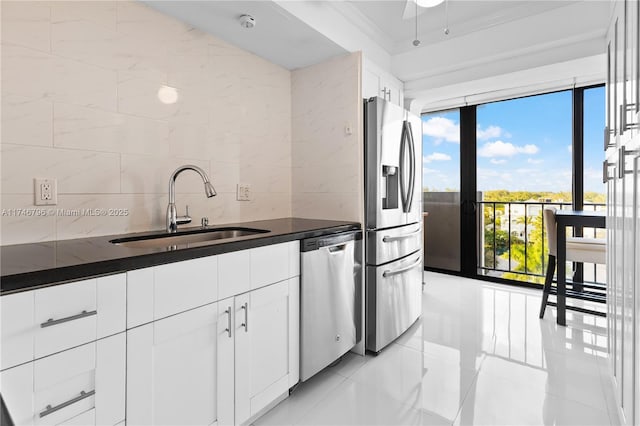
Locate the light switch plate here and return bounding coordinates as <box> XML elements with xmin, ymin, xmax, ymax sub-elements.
<box><xmin>34</xmin><ymin>178</ymin><xmax>57</xmax><ymax>206</ymax></box>
<box><xmin>236</xmin><ymin>184</ymin><xmax>251</xmax><ymax>201</ymax></box>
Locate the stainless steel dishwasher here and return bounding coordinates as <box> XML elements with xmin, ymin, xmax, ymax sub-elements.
<box><xmin>300</xmin><ymin>230</ymin><xmax>362</xmax><ymax>381</ymax></box>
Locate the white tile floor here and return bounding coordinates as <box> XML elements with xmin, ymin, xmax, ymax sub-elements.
<box><xmin>253</xmin><ymin>272</ymin><xmax>619</xmax><ymax>426</ymax></box>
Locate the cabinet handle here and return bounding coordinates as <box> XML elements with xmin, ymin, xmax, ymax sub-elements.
<box><xmin>241</xmin><ymin>303</ymin><xmax>248</xmax><ymax>332</ymax></box>
<box><xmin>620</xmin><ymin>103</ymin><xmax>639</xmax><ymax>132</ymax></box>
<box><xmin>40</xmin><ymin>310</ymin><xmax>97</xmax><ymax>328</ymax></box>
<box><xmin>39</xmin><ymin>389</ymin><xmax>95</xmax><ymax>418</ymax></box>
<box><xmin>224</xmin><ymin>307</ymin><xmax>232</xmax><ymax>338</ymax></box>
<box><xmin>603</xmin><ymin>160</ymin><xmax>616</xmax><ymax>183</ymax></box>
<box><xmin>618</xmin><ymin>146</ymin><xmax>640</xmax><ymax>178</ymax></box>
<box><xmin>604</xmin><ymin>126</ymin><xmax>614</xmax><ymax>150</ymax></box>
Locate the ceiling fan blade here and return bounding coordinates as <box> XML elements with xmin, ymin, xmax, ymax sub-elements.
<box><xmin>402</xmin><ymin>0</ymin><xmax>428</xmax><ymax>20</ymax></box>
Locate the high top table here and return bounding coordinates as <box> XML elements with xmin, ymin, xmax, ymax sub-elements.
<box><xmin>555</xmin><ymin>209</ymin><xmax>606</xmax><ymax>326</ymax></box>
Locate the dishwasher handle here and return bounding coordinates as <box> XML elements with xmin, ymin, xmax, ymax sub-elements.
<box><xmin>301</xmin><ymin>230</ymin><xmax>362</xmax><ymax>252</ymax></box>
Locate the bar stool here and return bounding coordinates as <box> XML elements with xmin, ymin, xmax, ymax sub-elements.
<box><xmin>539</xmin><ymin>207</ymin><xmax>606</xmax><ymax>319</ymax></box>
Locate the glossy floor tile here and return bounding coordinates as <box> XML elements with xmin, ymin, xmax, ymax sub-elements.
<box><xmin>252</xmin><ymin>272</ymin><xmax>619</xmax><ymax>426</ymax></box>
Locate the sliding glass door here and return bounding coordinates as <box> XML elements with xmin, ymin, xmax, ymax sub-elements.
<box><xmin>422</xmin><ymin>86</ymin><xmax>606</xmax><ymax>287</ymax></box>
<box><xmin>421</xmin><ymin>109</ymin><xmax>461</xmax><ymax>272</ymax></box>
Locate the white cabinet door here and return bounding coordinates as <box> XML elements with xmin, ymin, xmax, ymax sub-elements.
<box><xmin>362</xmin><ymin>68</ymin><xmax>380</xmax><ymax>100</ymax></box>
<box><xmin>217</xmin><ymin>297</ymin><xmax>235</xmax><ymax>426</ymax></box>
<box><xmin>234</xmin><ymin>278</ymin><xmax>299</xmax><ymax>425</ymax></box>
<box><xmin>126</xmin><ymin>302</ymin><xmax>222</xmax><ymax>426</ymax></box>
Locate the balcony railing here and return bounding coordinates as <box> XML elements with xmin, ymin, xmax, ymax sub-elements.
<box><xmin>478</xmin><ymin>201</ymin><xmax>606</xmax><ymax>285</ymax></box>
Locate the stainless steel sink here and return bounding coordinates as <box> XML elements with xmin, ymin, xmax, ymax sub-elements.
<box><xmin>110</xmin><ymin>227</ymin><xmax>269</xmax><ymax>249</ymax></box>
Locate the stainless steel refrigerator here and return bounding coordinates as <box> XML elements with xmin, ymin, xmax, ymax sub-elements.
<box><xmin>364</xmin><ymin>96</ymin><xmax>423</xmax><ymax>353</ymax></box>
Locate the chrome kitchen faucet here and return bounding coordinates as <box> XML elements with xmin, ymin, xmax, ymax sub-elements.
<box><xmin>166</xmin><ymin>165</ymin><xmax>216</xmax><ymax>232</ymax></box>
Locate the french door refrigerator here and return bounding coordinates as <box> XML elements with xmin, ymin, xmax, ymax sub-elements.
<box><xmin>364</xmin><ymin>97</ymin><xmax>423</xmax><ymax>353</ymax></box>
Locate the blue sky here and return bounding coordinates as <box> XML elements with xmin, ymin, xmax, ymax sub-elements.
<box><xmin>422</xmin><ymin>87</ymin><xmax>605</xmax><ymax>195</ymax></box>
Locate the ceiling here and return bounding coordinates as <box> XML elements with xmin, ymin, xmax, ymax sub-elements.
<box><xmin>144</xmin><ymin>1</ymin><xmax>348</xmax><ymax>70</ymax></box>
<box><xmin>342</xmin><ymin>0</ymin><xmax>584</xmax><ymax>54</ymax></box>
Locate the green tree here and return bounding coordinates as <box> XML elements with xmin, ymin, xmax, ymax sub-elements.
<box><xmin>502</xmin><ymin>212</ymin><xmax>547</xmax><ymax>284</ymax></box>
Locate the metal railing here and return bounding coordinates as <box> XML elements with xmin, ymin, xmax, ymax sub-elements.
<box><xmin>478</xmin><ymin>201</ymin><xmax>606</xmax><ymax>284</ymax></box>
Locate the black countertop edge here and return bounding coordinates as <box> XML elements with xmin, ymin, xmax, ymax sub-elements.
<box><xmin>1</xmin><ymin>218</ymin><xmax>361</xmax><ymax>295</ymax></box>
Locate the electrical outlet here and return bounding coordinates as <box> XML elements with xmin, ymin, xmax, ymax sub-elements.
<box><xmin>34</xmin><ymin>178</ymin><xmax>57</xmax><ymax>206</ymax></box>
<box><xmin>236</xmin><ymin>183</ymin><xmax>251</xmax><ymax>201</ymax></box>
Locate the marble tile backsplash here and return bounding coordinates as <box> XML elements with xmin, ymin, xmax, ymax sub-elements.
<box><xmin>291</xmin><ymin>53</ymin><xmax>363</xmax><ymax>223</ymax></box>
<box><xmin>1</xmin><ymin>0</ymin><xmax>292</xmax><ymax>245</ymax></box>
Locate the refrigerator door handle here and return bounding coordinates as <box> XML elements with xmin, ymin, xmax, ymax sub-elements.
<box><xmin>382</xmin><ymin>256</ymin><xmax>423</xmax><ymax>277</ymax></box>
<box><xmin>406</xmin><ymin>120</ymin><xmax>416</xmax><ymax>213</ymax></box>
<box><xmin>399</xmin><ymin>120</ymin><xmax>410</xmax><ymax>213</ymax></box>
<box><xmin>382</xmin><ymin>228</ymin><xmax>421</xmax><ymax>242</ymax></box>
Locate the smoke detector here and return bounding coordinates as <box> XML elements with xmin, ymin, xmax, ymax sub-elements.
<box><xmin>239</xmin><ymin>14</ymin><xmax>256</xmax><ymax>29</ymax></box>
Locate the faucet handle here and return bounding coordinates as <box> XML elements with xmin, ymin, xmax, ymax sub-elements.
<box><xmin>185</xmin><ymin>205</ymin><xmax>189</xmax><ymax>217</ymax></box>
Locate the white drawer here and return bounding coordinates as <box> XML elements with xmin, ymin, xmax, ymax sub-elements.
<box><xmin>0</xmin><ymin>333</ymin><xmax>125</xmax><ymax>426</ymax></box>
<box><xmin>1</xmin><ymin>274</ymin><xmax>125</xmax><ymax>368</ymax></box>
<box><xmin>218</xmin><ymin>249</ymin><xmax>251</xmax><ymax>300</ymax></box>
<box><xmin>1</xmin><ymin>291</ymin><xmax>35</xmax><ymax>370</ymax></box>
<box><xmin>34</xmin><ymin>275</ymin><xmax>126</xmax><ymax>359</ymax></box>
<box><xmin>250</xmin><ymin>241</ymin><xmax>299</xmax><ymax>290</ymax></box>
<box><xmin>34</xmin><ymin>341</ymin><xmax>97</xmax><ymax>425</ymax></box>
<box><xmin>153</xmin><ymin>255</ymin><xmax>218</xmax><ymax>320</ymax></box>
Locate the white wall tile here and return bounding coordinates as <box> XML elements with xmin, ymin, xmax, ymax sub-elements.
<box><xmin>120</xmin><ymin>154</ymin><xmax>211</xmax><ymax>195</ymax></box>
<box><xmin>1</xmin><ymin>1</ymin><xmax>51</xmax><ymax>53</ymax></box>
<box><xmin>292</xmin><ymin>193</ymin><xmax>360</xmax><ymax>222</ymax></box>
<box><xmin>54</xmin><ymin>103</ymin><xmax>169</xmax><ymax>155</ymax></box>
<box><xmin>52</xmin><ymin>1</ymin><xmax>167</xmax><ymax>76</ymax></box>
<box><xmin>55</xmin><ymin>194</ymin><xmax>166</xmax><ymax>240</ymax></box>
<box><xmin>211</xmin><ymin>161</ymin><xmax>240</xmax><ymax>194</ymax></box>
<box><xmin>291</xmin><ymin>53</ymin><xmax>363</xmax><ymax>222</ymax></box>
<box><xmin>0</xmin><ymin>195</ymin><xmax>57</xmax><ymax>245</ymax></box>
<box><xmin>1</xmin><ymin>144</ymin><xmax>121</xmax><ymax>195</ymax></box>
<box><xmin>2</xmin><ymin>44</ymin><xmax>117</xmax><ymax>111</ymax></box>
<box><xmin>2</xmin><ymin>95</ymin><xmax>53</xmax><ymax>147</ymax></box>
<box><xmin>1</xmin><ymin>0</ymin><xmax>293</xmax><ymax>245</ymax></box>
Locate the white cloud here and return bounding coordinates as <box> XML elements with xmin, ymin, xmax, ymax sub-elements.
<box><xmin>567</xmin><ymin>144</ymin><xmax>572</xmax><ymax>153</ymax></box>
<box><xmin>423</xmin><ymin>117</ymin><xmax>459</xmax><ymax>144</ymax></box>
<box><xmin>423</xmin><ymin>152</ymin><xmax>452</xmax><ymax>163</ymax></box>
<box><xmin>478</xmin><ymin>140</ymin><xmax>539</xmax><ymax>157</ymax></box>
<box><xmin>477</xmin><ymin>125</ymin><xmax>504</xmax><ymax>141</ymax></box>
<box><xmin>490</xmin><ymin>159</ymin><xmax>507</xmax><ymax>165</ymax></box>
<box><xmin>527</xmin><ymin>158</ymin><xmax>544</xmax><ymax>164</ymax></box>
<box><xmin>422</xmin><ymin>167</ymin><xmax>438</xmax><ymax>174</ymax></box>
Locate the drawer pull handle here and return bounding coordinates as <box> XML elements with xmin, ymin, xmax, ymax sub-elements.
<box><xmin>241</xmin><ymin>303</ymin><xmax>248</xmax><ymax>332</ymax></box>
<box><xmin>39</xmin><ymin>389</ymin><xmax>95</xmax><ymax>418</ymax></box>
<box><xmin>382</xmin><ymin>229</ymin><xmax>420</xmax><ymax>242</ymax></box>
<box><xmin>224</xmin><ymin>307</ymin><xmax>232</xmax><ymax>338</ymax></box>
<box><xmin>383</xmin><ymin>256</ymin><xmax>423</xmax><ymax>278</ymax></box>
<box><xmin>40</xmin><ymin>310</ymin><xmax>97</xmax><ymax>328</ymax></box>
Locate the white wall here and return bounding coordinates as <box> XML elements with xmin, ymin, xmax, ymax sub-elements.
<box><xmin>1</xmin><ymin>1</ymin><xmax>292</xmax><ymax>245</ymax></box>
<box><xmin>291</xmin><ymin>53</ymin><xmax>363</xmax><ymax>222</ymax></box>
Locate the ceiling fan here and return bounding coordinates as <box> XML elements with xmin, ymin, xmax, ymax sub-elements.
<box><xmin>402</xmin><ymin>0</ymin><xmax>445</xmax><ymax>19</ymax></box>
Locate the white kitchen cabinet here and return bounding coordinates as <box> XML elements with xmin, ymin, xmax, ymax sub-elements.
<box><xmin>127</xmin><ymin>256</ymin><xmax>218</xmax><ymax>328</ymax></box>
<box><xmin>362</xmin><ymin>58</ymin><xmax>404</xmax><ymax>107</ymax></box>
<box><xmin>605</xmin><ymin>1</ymin><xmax>640</xmax><ymax>424</ymax></box>
<box><xmin>0</xmin><ymin>333</ymin><xmax>125</xmax><ymax>426</ymax></box>
<box><xmin>234</xmin><ymin>278</ymin><xmax>300</xmax><ymax>425</ymax></box>
<box><xmin>1</xmin><ymin>274</ymin><xmax>126</xmax><ymax>371</ymax></box>
<box><xmin>126</xmin><ymin>302</ymin><xmax>226</xmax><ymax>426</ymax></box>
<box><xmin>1</xmin><ymin>291</ymin><xmax>34</xmax><ymax>371</ymax></box>
<box><xmin>126</xmin><ymin>241</ymin><xmax>300</xmax><ymax>426</ymax></box>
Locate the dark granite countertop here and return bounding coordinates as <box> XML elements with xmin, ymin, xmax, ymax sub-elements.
<box><xmin>1</xmin><ymin>217</ymin><xmax>361</xmax><ymax>295</ymax></box>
